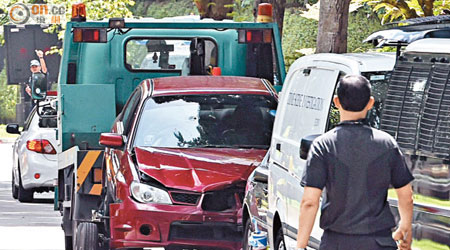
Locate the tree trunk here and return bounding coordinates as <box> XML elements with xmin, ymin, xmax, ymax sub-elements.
<box><xmin>195</xmin><ymin>0</ymin><xmax>234</xmax><ymax>20</ymax></box>
<box><xmin>422</xmin><ymin>0</ymin><xmax>435</xmax><ymax>16</ymax></box>
<box><xmin>316</xmin><ymin>0</ymin><xmax>351</xmax><ymax>54</ymax></box>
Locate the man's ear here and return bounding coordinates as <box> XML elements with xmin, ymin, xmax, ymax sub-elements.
<box><xmin>333</xmin><ymin>96</ymin><xmax>341</xmax><ymax>108</ymax></box>
<box><xmin>365</xmin><ymin>96</ymin><xmax>375</xmax><ymax>110</ymax></box>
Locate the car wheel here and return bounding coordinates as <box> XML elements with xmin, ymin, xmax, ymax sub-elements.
<box><xmin>74</xmin><ymin>222</ymin><xmax>99</xmax><ymax>250</ymax></box>
<box><xmin>18</xmin><ymin>169</ymin><xmax>33</xmax><ymax>202</ymax></box>
<box><xmin>242</xmin><ymin>218</ymin><xmax>253</xmax><ymax>250</ymax></box>
<box><xmin>274</xmin><ymin>226</ymin><xmax>286</xmax><ymax>250</ymax></box>
<box><xmin>65</xmin><ymin>236</ymin><xmax>73</xmax><ymax>250</ymax></box>
<box><xmin>12</xmin><ymin>171</ymin><xmax>18</xmax><ymax>199</ymax></box>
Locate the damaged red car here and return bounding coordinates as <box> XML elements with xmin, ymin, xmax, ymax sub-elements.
<box><xmin>99</xmin><ymin>76</ymin><xmax>278</xmax><ymax>250</ymax></box>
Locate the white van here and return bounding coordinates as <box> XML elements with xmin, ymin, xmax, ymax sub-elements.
<box><xmin>267</xmin><ymin>52</ymin><xmax>396</xmax><ymax>249</ymax></box>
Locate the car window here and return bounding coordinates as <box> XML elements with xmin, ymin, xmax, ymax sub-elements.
<box><xmin>23</xmin><ymin>107</ymin><xmax>37</xmax><ymax>131</ymax></box>
<box><xmin>121</xmin><ymin>88</ymin><xmax>142</xmax><ymax>135</ymax></box>
<box><xmin>134</xmin><ymin>94</ymin><xmax>277</xmax><ymax>148</ymax></box>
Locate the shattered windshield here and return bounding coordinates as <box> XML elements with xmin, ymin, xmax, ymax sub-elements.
<box><xmin>133</xmin><ymin>94</ymin><xmax>277</xmax><ymax>149</ymax></box>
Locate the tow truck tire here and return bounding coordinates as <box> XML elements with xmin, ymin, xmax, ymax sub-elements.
<box><xmin>18</xmin><ymin>169</ymin><xmax>33</xmax><ymax>202</ymax></box>
<box><xmin>12</xmin><ymin>171</ymin><xmax>18</xmax><ymax>199</ymax></box>
<box><xmin>274</xmin><ymin>226</ymin><xmax>286</xmax><ymax>250</ymax></box>
<box><xmin>75</xmin><ymin>222</ymin><xmax>99</xmax><ymax>250</ymax></box>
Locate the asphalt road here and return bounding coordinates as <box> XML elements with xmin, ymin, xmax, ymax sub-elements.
<box><xmin>0</xmin><ymin>142</ymin><xmax>64</xmax><ymax>250</ymax></box>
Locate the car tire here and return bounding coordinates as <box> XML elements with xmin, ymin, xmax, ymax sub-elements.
<box><xmin>18</xmin><ymin>169</ymin><xmax>33</xmax><ymax>202</ymax></box>
<box><xmin>74</xmin><ymin>222</ymin><xmax>99</xmax><ymax>250</ymax></box>
<box><xmin>12</xmin><ymin>171</ymin><xmax>18</xmax><ymax>199</ymax></box>
<box><xmin>242</xmin><ymin>218</ymin><xmax>253</xmax><ymax>250</ymax></box>
<box><xmin>65</xmin><ymin>236</ymin><xmax>73</xmax><ymax>250</ymax></box>
<box><xmin>274</xmin><ymin>226</ymin><xmax>286</xmax><ymax>250</ymax></box>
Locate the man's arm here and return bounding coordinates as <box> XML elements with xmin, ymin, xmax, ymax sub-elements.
<box><xmin>36</xmin><ymin>50</ymin><xmax>47</xmax><ymax>74</ymax></box>
<box><xmin>296</xmin><ymin>187</ymin><xmax>322</xmax><ymax>249</ymax></box>
<box><xmin>392</xmin><ymin>183</ymin><xmax>414</xmax><ymax>250</ymax></box>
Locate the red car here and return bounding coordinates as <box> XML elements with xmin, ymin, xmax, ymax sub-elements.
<box><xmin>99</xmin><ymin>76</ymin><xmax>278</xmax><ymax>250</ymax></box>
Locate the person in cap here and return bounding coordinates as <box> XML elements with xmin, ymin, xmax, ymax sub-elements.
<box><xmin>296</xmin><ymin>75</ymin><xmax>414</xmax><ymax>250</ymax></box>
<box><xmin>26</xmin><ymin>50</ymin><xmax>47</xmax><ymax>96</ymax></box>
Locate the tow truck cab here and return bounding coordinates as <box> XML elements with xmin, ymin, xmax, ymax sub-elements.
<box><xmin>51</xmin><ymin>3</ymin><xmax>286</xmax><ymax>250</ymax></box>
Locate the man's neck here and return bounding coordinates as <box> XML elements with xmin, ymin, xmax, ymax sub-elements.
<box><xmin>339</xmin><ymin>110</ymin><xmax>367</xmax><ymax>122</ymax></box>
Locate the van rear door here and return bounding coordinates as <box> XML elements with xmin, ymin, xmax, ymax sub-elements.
<box><xmin>270</xmin><ymin>65</ymin><xmax>338</xmax><ymax>248</ymax></box>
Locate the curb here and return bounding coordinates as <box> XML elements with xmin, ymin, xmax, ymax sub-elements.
<box><xmin>0</xmin><ymin>138</ymin><xmax>16</xmax><ymax>143</ymax></box>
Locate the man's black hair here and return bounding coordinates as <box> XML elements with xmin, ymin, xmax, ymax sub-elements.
<box><xmin>337</xmin><ymin>75</ymin><xmax>371</xmax><ymax>112</ymax></box>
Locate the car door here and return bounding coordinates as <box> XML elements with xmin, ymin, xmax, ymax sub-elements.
<box><xmin>105</xmin><ymin>88</ymin><xmax>142</xmax><ymax>200</ymax></box>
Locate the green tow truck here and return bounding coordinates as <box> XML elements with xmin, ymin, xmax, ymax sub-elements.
<box><xmin>28</xmin><ymin>3</ymin><xmax>286</xmax><ymax>249</ymax></box>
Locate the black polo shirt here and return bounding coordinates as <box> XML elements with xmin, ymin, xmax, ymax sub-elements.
<box><xmin>303</xmin><ymin>120</ymin><xmax>414</xmax><ymax>235</ymax></box>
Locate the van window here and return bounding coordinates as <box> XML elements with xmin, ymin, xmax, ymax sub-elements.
<box><xmin>362</xmin><ymin>71</ymin><xmax>391</xmax><ymax>129</ymax></box>
<box><xmin>326</xmin><ymin>71</ymin><xmax>391</xmax><ymax>131</ymax></box>
<box><xmin>125</xmin><ymin>38</ymin><xmax>217</xmax><ymax>74</ymax></box>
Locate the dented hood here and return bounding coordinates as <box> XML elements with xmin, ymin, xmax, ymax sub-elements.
<box><xmin>134</xmin><ymin>147</ymin><xmax>266</xmax><ymax>192</ymax></box>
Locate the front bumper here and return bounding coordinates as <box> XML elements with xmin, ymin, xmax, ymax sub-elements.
<box><xmin>109</xmin><ymin>196</ymin><xmax>243</xmax><ymax>250</ymax></box>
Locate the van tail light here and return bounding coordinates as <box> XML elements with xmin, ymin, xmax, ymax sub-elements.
<box><xmin>27</xmin><ymin>139</ymin><xmax>57</xmax><ymax>155</ymax></box>
<box><xmin>238</xmin><ymin>29</ymin><xmax>272</xmax><ymax>44</ymax></box>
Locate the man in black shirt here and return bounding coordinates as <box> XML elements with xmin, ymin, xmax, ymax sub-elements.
<box><xmin>296</xmin><ymin>75</ymin><xmax>414</xmax><ymax>250</ymax></box>
<box><xmin>26</xmin><ymin>50</ymin><xmax>48</xmax><ymax>97</ymax></box>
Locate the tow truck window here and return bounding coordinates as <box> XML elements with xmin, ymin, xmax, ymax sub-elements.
<box><xmin>133</xmin><ymin>94</ymin><xmax>277</xmax><ymax>148</ymax></box>
<box><xmin>125</xmin><ymin>38</ymin><xmax>217</xmax><ymax>74</ymax></box>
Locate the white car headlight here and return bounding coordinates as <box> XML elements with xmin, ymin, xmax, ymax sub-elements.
<box><xmin>130</xmin><ymin>181</ymin><xmax>172</xmax><ymax>204</ymax></box>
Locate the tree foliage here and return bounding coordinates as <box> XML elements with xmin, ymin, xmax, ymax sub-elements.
<box><xmin>0</xmin><ymin>61</ymin><xmax>19</xmax><ymax>123</ymax></box>
<box><xmin>354</xmin><ymin>0</ymin><xmax>450</xmax><ymax>23</ymax></box>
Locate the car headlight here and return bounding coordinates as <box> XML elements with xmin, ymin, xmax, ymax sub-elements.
<box><xmin>130</xmin><ymin>181</ymin><xmax>172</xmax><ymax>204</ymax></box>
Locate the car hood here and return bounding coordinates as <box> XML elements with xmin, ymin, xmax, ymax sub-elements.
<box><xmin>134</xmin><ymin>147</ymin><xmax>266</xmax><ymax>192</ymax></box>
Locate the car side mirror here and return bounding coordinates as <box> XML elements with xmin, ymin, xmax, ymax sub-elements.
<box><xmin>253</xmin><ymin>167</ymin><xmax>268</xmax><ymax>183</ymax></box>
<box><xmin>99</xmin><ymin>133</ymin><xmax>124</xmax><ymax>149</ymax></box>
<box><xmin>31</xmin><ymin>72</ymin><xmax>47</xmax><ymax>100</ymax></box>
<box><xmin>6</xmin><ymin>123</ymin><xmax>20</xmax><ymax>134</ymax></box>
<box><xmin>299</xmin><ymin>134</ymin><xmax>321</xmax><ymax>160</ymax></box>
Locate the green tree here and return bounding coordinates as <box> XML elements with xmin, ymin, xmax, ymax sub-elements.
<box><xmin>0</xmin><ymin>62</ymin><xmax>19</xmax><ymax>123</ymax></box>
<box><xmin>354</xmin><ymin>0</ymin><xmax>450</xmax><ymax>23</ymax></box>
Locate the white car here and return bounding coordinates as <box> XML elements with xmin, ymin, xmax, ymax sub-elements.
<box><xmin>7</xmin><ymin>100</ymin><xmax>58</xmax><ymax>202</ymax></box>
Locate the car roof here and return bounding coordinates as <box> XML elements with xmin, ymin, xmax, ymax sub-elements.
<box><xmin>405</xmin><ymin>38</ymin><xmax>450</xmax><ymax>54</ymax></box>
<box><xmin>290</xmin><ymin>52</ymin><xmax>396</xmax><ymax>73</ymax></box>
<box><xmin>146</xmin><ymin>76</ymin><xmax>274</xmax><ymax>96</ymax></box>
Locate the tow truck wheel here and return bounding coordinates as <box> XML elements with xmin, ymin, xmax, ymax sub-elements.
<box><xmin>75</xmin><ymin>222</ymin><xmax>99</xmax><ymax>250</ymax></box>
<box><xmin>12</xmin><ymin>171</ymin><xmax>18</xmax><ymax>199</ymax></box>
<box><xmin>17</xmin><ymin>168</ymin><xmax>33</xmax><ymax>202</ymax></box>
<box><xmin>274</xmin><ymin>227</ymin><xmax>286</xmax><ymax>250</ymax></box>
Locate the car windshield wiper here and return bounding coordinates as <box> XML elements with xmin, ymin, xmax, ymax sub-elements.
<box><xmin>197</xmin><ymin>144</ymin><xmax>240</xmax><ymax>148</ymax></box>
<box><xmin>233</xmin><ymin>145</ymin><xmax>269</xmax><ymax>149</ymax></box>
<box><xmin>198</xmin><ymin>144</ymin><xmax>268</xmax><ymax>149</ymax></box>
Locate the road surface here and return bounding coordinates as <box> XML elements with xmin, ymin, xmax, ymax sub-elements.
<box><xmin>0</xmin><ymin>142</ymin><xmax>64</xmax><ymax>250</ymax></box>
